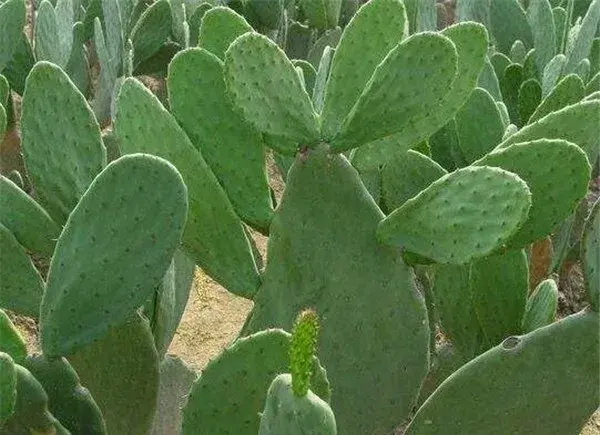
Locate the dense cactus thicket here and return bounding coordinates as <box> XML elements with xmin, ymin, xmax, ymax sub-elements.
<box><xmin>0</xmin><ymin>0</ymin><xmax>599</xmax><ymax>434</ymax></box>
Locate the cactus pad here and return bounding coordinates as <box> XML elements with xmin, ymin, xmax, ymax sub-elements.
<box><xmin>40</xmin><ymin>153</ymin><xmax>188</xmax><ymax>357</ymax></box>
<box><xmin>0</xmin><ymin>352</ymin><xmax>16</xmax><ymax>424</ymax></box>
<box><xmin>242</xmin><ymin>145</ymin><xmax>429</xmax><ymax>435</ymax></box>
<box><xmin>21</xmin><ymin>61</ymin><xmax>106</xmax><ymax>225</ymax></box>
<box><xmin>168</xmin><ymin>48</ymin><xmax>273</xmax><ymax>233</ymax></box>
<box><xmin>582</xmin><ymin>199</ymin><xmax>599</xmax><ymax>310</ymax></box>
<box><xmin>529</xmin><ymin>73</ymin><xmax>585</xmax><ymax>122</ymax></box>
<box><xmin>198</xmin><ymin>6</ymin><xmax>252</xmax><ymax>59</ymax></box>
<box><xmin>0</xmin><ymin>0</ymin><xmax>26</xmax><ymax>72</ymax></box>
<box><xmin>224</xmin><ymin>32</ymin><xmax>320</xmax><ymax>146</ymax></box>
<box><xmin>474</xmin><ymin>139</ymin><xmax>591</xmax><ymax>249</ymax></box>
<box><xmin>522</xmin><ymin>278</ymin><xmax>558</xmax><ymax>332</ymax></box>
<box><xmin>0</xmin><ymin>310</ymin><xmax>27</xmax><ymax>363</ymax></box>
<box><xmin>378</xmin><ymin>166</ymin><xmax>532</xmax><ymax>264</ymax></box>
<box><xmin>298</xmin><ymin>0</ymin><xmax>342</xmax><ymax>29</ymax></box>
<box><xmin>130</xmin><ymin>0</ymin><xmax>172</xmax><ymax>68</ymax></box>
<box><xmin>181</xmin><ymin>329</ymin><xmax>331</xmax><ymax>435</ymax></box>
<box><xmin>115</xmin><ymin>78</ymin><xmax>260</xmax><ymax>298</ymax></box>
<box><xmin>405</xmin><ymin>310</ymin><xmax>599</xmax><ymax>435</ymax></box>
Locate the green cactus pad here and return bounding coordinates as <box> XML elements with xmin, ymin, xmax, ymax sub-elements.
<box><xmin>66</xmin><ymin>22</ymin><xmax>91</xmax><ymax>95</ymax></box>
<box><xmin>574</xmin><ymin>58</ymin><xmax>591</xmax><ymax>82</ymax></box>
<box><xmin>0</xmin><ymin>223</ymin><xmax>44</xmax><ymax>318</ymax></box>
<box><xmin>522</xmin><ymin>278</ymin><xmax>558</xmax><ymax>332</ymax></box>
<box><xmin>40</xmin><ymin>154</ymin><xmax>188</xmax><ymax>357</ymax></box>
<box><xmin>331</xmin><ymin>32</ymin><xmax>457</xmax><ymax>152</ymax></box>
<box><xmin>0</xmin><ymin>364</ymin><xmax>68</xmax><ymax>434</ymax></box>
<box><xmin>67</xmin><ymin>313</ymin><xmax>159</xmax><ymax>435</ymax></box>
<box><xmin>23</xmin><ymin>354</ymin><xmax>107</xmax><ymax>435</ymax></box>
<box><xmin>0</xmin><ymin>175</ymin><xmax>59</xmax><ymax>257</ymax></box>
<box><xmin>0</xmin><ymin>352</ymin><xmax>16</xmax><ymax>423</ymax></box>
<box><xmin>518</xmin><ymin>78</ymin><xmax>542</xmax><ymax>124</ymax></box>
<box><xmin>181</xmin><ymin>329</ymin><xmax>331</xmax><ymax>435</ymax></box>
<box><xmin>292</xmin><ymin>60</ymin><xmax>317</xmax><ymax>94</ymax></box>
<box><xmin>417</xmin><ymin>343</ymin><xmax>465</xmax><ymax>407</ymax></box>
<box><xmin>312</xmin><ymin>46</ymin><xmax>334</xmax><ymax>113</ymax></box>
<box><xmin>306</xmin><ymin>28</ymin><xmax>341</xmax><ymax>69</ymax></box>
<box><xmin>432</xmin><ymin>263</ymin><xmax>488</xmax><ymax>360</ymax></box>
<box><xmin>510</xmin><ymin>40</ymin><xmax>527</xmax><ymax>64</ymax></box>
<box><xmin>564</xmin><ymin>0</ymin><xmax>600</xmax><ymax>73</ymax></box>
<box><xmin>130</xmin><ymin>0</ymin><xmax>172</xmax><ymax>68</ymax></box>
<box><xmin>526</xmin><ymin>0</ymin><xmax>556</xmax><ymax>73</ymax></box>
<box><xmin>168</xmin><ymin>48</ymin><xmax>273</xmax><ymax>233</ymax></box>
<box><xmin>150</xmin><ymin>355</ymin><xmax>197</xmax><ymax>435</ymax></box>
<box><xmin>378</xmin><ymin>166</ymin><xmax>532</xmax><ymax>264</ymax></box>
<box><xmin>299</xmin><ymin>0</ymin><xmax>341</xmax><ymax>29</ymax></box>
<box><xmin>541</xmin><ymin>53</ymin><xmax>566</xmax><ymax>96</ymax></box>
<box><xmin>489</xmin><ymin>0</ymin><xmax>534</xmax><ymax>54</ymax></box>
<box><xmin>92</xmin><ymin>18</ymin><xmax>118</xmax><ymax>124</ymax></box>
<box><xmin>115</xmin><ymin>78</ymin><xmax>261</xmax><ymax>298</ymax></box>
<box><xmin>21</xmin><ymin>61</ymin><xmax>106</xmax><ymax>225</ymax></box>
<box><xmin>478</xmin><ymin>56</ymin><xmax>502</xmax><ymax>101</ymax></box>
<box><xmin>455</xmin><ymin>87</ymin><xmax>504</xmax><ymax>163</ymax></box>
<box><xmin>188</xmin><ymin>3</ymin><xmax>212</xmax><ymax>46</ymax></box>
<box><xmin>224</xmin><ymin>32</ymin><xmax>320</xmax><ymax>146</ymax></box>
<box><xmin>381</xmin><ymin>150</ymin><xmax>447</xmax><ymax>211</ymax></box>
<box><xmin>351</xmin><ymin>22</ymin><xmax>489</xmax><ymax>169</ymax></box>
<box><xmin>582</xmin><ymin>199</ymin><xmax>599</xmax><ymax>310</ymax></box>
<box><xmin>33</xmin><ymin>2</ymin><xmax>61</xmax><ymax>65</ymax></box>
<box><xmin>471</xmin><ymin>250</ymin><xmax>529</xmax><ymax>346</ymax></box>
<box><xmin>497</xmin><ymin>100</ymin><xmax>600</xmax><ymax>168</ymax></box>
<box><xmin>500</xmin><ymin>63</ymin><xmax>524</xmax><ymax>125</ymax></box>
<box><xmin>586</xmin><ymin>72</ymin><xmax>600</xmax><ymax>95</ymax></box>
<box><xmin>0</xmin><ymin>310</ymin><xmax>27</xmax><ymax>363</ymax></box>
<box><xmin>242</xmin><ymin>145</ymin><xmax>429</xmax><ymax>435</ymax></box>
<box><xmin>0</xmin><ymin>0</ymin><xmax>26</xmax><ymax>72</ymax></box>
<box><xmin>198</xmin><ymin>6</ymin><xmax>252</xmax><ymax>59</ymax></box>
<box><xmin>522</xmin><ymin>48</ymin><xmax>539</xmax><ymax>81</ymax></box>
<box><xmin>491</xmin><ymin>52</ymin><xmax>511</xmax><ymax>79</ymax></box>
<box><xmin>289</xmin><ymin>310</ymin><xmax>320</xmax><ymax>397</ymax></box>
<box><xmin>258</xmin><ymin>374</ymin><xmax>337</xmax><ymax>435</ymax></box>
<box><xmin>405</xmin><ymin>310</ymin><xmax>599</xmax><ymax>435</ymax></box>
<box><xmin>553</xmin><ymin>6</ymin><xmax>567</xmax><ymax>52</ymax></box>
<box><xmin>319</xmin><ymin>0</ymin><xmax>408</xmax><ymax>139</ymax></box>
<box><xmin>475</xmin><ymin>139</ymin><xmax>591</xmax><ymax>248</ymax></box>
<box><xmin>529</xmin><ymin>74</ymin><xmax>585</xmax><ymax>122</ymax></box>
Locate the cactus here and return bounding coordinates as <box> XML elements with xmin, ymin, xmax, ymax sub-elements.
<box><xmin>182</xmin><ymin>328</ymin><xmax>331</xmax><ymax>435</ymax></box>
<box><xmin>0</xmin><ymin>352</ymin><xmax>16</xmax><ymax>424</ymax></box>
<box><xmin>0</xmin><ymin>310</ymin><xmax>27</xmax><ymax>364</ymax></box>
<box><xmin>517</xmin><ymin>78</ymin><xmax>542</xmax><ymax>124</ymax></box>
<box><xmin>34</xmin><ymin>0</ymin><xmax>74</xmax><ymax>68</ymax></box>
<box><xmin>197</xmin><ymin>6</ymin><xmax>253</xmax><ymax>60</ymax></box>
<box><xmin>0</xmin><ymin>0</ymin><xmax>26</xmax><ymax>72</ymax></box>
<box><xmin>582</xmin><ymin>199</ymin><xmax>599</xmax><ymax>310</ymax></box>
<box><xmin>522</xmin><ymin>278</ymin><xmax>559</xmax><ymax>332</ymax></box>
<box><xmin>564</xmin><ymin>0</ymin><xmax>600</xmax><ymax>73</ymax></box>
<box><xmin>489</xmin><ymin>0</ymin><xmax>534</xmax><ymax>54</ymax></box>
<box><xmin>527</xmin><ymin>0</ymin><xmax>556</xmax><ymax>72</ymax></box>
<box><xmin>40</xmin><ymin>153</ymin><xmax>188</xmax><ymax>357</ymax></box>
<box><xmin>130</xmin><ymin>0</ymin><xmax>173</xmax><ymax>69</ymax></box>
<box><xmin>529</xmin><ymin>73</ymin><xmax>585</xmax><ymax>122</ymax></box>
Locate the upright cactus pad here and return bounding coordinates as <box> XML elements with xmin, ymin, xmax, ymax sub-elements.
<box><xmin>21</xmin><ymin>61</ymin><xmax>106</xmax><ymax>225</ymax></box>
<box><xmin>243</xmin><ymin>145</ymin><xmax>429</xmax><ymax>435</ymax></box>
<box><xmin>405</xmin><ymin>310</ymin><xmax>599</xmax><ymax>435</ymax></box>
<box><xmin>181</xmin><ymin>329</ymin><xmax>331</xmax><ymax>435</ymax></box>
<box><xmin>331</xmin><ymin>32</ymin><xmax>458</xmax><ymax>152</ymax></box>
<box><xmin>224</xmin><ymin>32</ymin><xmax>320</xmax><ymax>147</ymax></box>
<box><xmin>522</xmin><ymin>278</ymin><xmax>559</xmax><ymax>332</ymax></box>
<box><xmin>0</xmin><ymin>0</ymin><xmax>26</xmax><ymax>72</ymax></box>
<box><xmin>529</xmin><ymin>74</ymin><xmax>585</xmax><ymax>123</ymax></box>
<box><xmin>258</xmin><ymin>374</ymin><xmax>337</xmax><ymax>435</ymax></box>
<box><xmin>320</xmin><ymin>0</ymin><xmax>408</xmax><ymax>139</ymax></box>
<box><xmin>0</xmin><ymin>175</ymin><xmax>59</xmax><ymax>257</ymax></box>
<box><xmin>289</xmin><ymin>310</ymin><xmax>320</xmax><ymax>397</ymax></box>
<box><xmin>168</xmin><ymin>48</ymin><xmax>273</xmax><ymax>233</ymax></box>
<box><xmin>40</xmin><ymin>153</ymin><xmax>188</xmax><ymax>357</ymax></box>
<box><xmin>377</xmin><ymin>166</ymin><xmax>532</xmax><ymax>264</ymax></box>
<box><xmin>582</xmin><ymin>199</ymin><xmax>599</xmax><ymax>310</ymax></box>
<box><xmin>130</xmin><ymin>0</ymin><xmax>172</xmax><ymax>68</ymax></box>
<box><xmin>0</xmin><ymin>223</ymin><xmax>44</xmax><ymax>318</ymax></box>
<box><xmin>474</xmin><ymin>139</ymin><xmax>591</xmax><ymax>249</ymax></box>
<box><xmin>197</xmin><ymin>6</ymin><xmax>253</xmax><ymax>60</ymax></box>
<box><xmin>0</xmin><ymin>310</ymin><xmax>27</xmax><ymax>363</ymax></box>
<box><xmin>299</xmin><ymin>0</ymin><xmax>342</xmax><ymax>29</ymax></box>
<box><xmin>0</xmin><ymin>352</ymin><xmax>16</xmax><ymax>424</ymax></box>
<box><xmin>115</xmin><ymin>78</ymin><xmax>261</xmax><ymax>298</ymax></box>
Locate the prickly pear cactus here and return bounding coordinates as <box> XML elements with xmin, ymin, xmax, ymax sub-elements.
<box><xmin>0</xmin><ymin>352</ymin><xmax>16</xmax><ymax>424</ymax></box>
<box><xmin>0</xmin><ymin>310</ymin><xmax>27</xmax><ymax>363</ymax></box>
<box><xmin>521</xmin><ymin>279</ymin><xmax>558</xmax><ymax>333</ymax></box>
<box><xmin>582</xmin><ymin>199</ymin><xmax>599</xmax><ymax>310</ymax></box>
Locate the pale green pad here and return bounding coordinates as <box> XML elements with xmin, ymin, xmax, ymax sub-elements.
<box><xmin>21</xmin><ymin>62</ymin><xmax>106</xmax><ymax>225</ymax></box>
<box><xmin>224</xmin><ymin>32</ymin><xmax>320</xmax><ymax>146</ymax></box>
<box><xmin>522</xmin><ymin>278</ymin><xmax>558</xmax><ymax>332</ymax></box>
<box><xmin>582</xmin><ymin>199</ymin><xmax>599</xmax><ymax>310</ymax></box>
<box><xmin>243</xmin><ymin>146</ymin><xmax>429</xmax><ymax>435</ymax></box>
<box><xmin>0</xmin><ymin>352</ymin><xmax>16</xmax><ymax>424</ymax></box>
<box><xmin>168</xmin><ymin>48</ymin><xmax>273</xmax><ymax>233</ymax></box>
<box><xmin>518</xmin><ymin>78</ymin><xmax>542</xmax><ymax>124</ymax></box>
<box><xmin>320</xmin><ymin>0</ymin><xmax>408</xmax><ymax>139</ymax></box>
<box><xmin>331</xmin><ymin>32</ymin><xmax>457</xmax><ymax>152</ymax></box>
<box><xmin>477</xmin><ymin>56</ymin><xmax>502</xmax><ymax>101</ymax></box>
<box><xmin>40</xmin><ymin>154</ymin><xmax>188</xmax><ymax>357</ymax></box>
<box><xmin>198</xmin><ymin>6</ymin><xmax>252</xmax><ymax>59</ymax></box>
<box><xmin>475</xmin><ymin>139</ymin><xmax>591</xmax><ymax>248</ymax></box>
<box><xmin>529</xmin><ymin>73</ymin><xmax>585</xmax><ymax>122</ymax></box>
<box><xmin>0</xmin><ymin>175</ymin><xmax>59</xmax><ymax>257</ymax></box>
<box><xmin>381</xmin><ymin>150</ymin><xmax>447</xmax><ymax>211</ymax></box>
<box><xmin>405</xmin><ymin>310</ymin><xmax>599</xmax><ymax>435</ymax></box>
<box><xmin>34</xmin><ymin>1</ymin><xmax>62</xmax><ymax>67</ymax></box>
<box><xmin>351</xmin><ymin>22</ymin><xmax>488</xmax><ymax>169</ymax></box>
<box><xmin>553</xmin><ymin>6</ymin><xmax>567</xmax><ymax>52</ymax></box>
<box><xmin>541</xmin><ymin>53</ymin><xmax>566</xmax><ymax>96</ymax></box>
<box><xmin>510</xmin><ymin>40</ymin><xmax>527</xmax><ymax>64</ymax></box>
<box><xmin>489</xmin><ymin>0</ymin><xmax>534</xmax><ymax>54</ymax></box>
<box><xmin>0</xmin><ymin>223</ymin><xmax>44</xmax><ymax>318</ymax></box>
<box><xmin>471</xmin><ymin>250</ymin><xmax>528</xmax><ymax>346</ymax></box>
<box><xmin>130</xmin><ymin>0</ymin><xmax>172</xmax><ymax>68</ymax></box>
<box><xmin>150</xmin><ymin>356</ymin><xmax>197</xmax><ymax>435</ymax></box>
<box><xmin>259</xmin><ymin>374</ymin><xmax>337</xmax><ymax>435</ymax></box>
<box><xmin>114</xmin><ymin>78</ymin><xmax>260</xmax><ymax>298</ymax></box>
<box><xmin>564</xmin><ymin>0</ymin><xmax>600</xmax><ymax>73</ymax></box>
<box><xmin>23</xmin><ymin>354</ymin><xmax>107</xmax><ymax>435</ymax></box>
<box><xmin>432</xmin><ymin>263</ymin><xmax>488</xmax><ymax>360</ymax></box>
<box><xmin>188</xmin><ymin>3</ymin><xmax>212</xmax><ymax>46</ymax></box>
<box><xmin>377</xmin><ymin>166</ymin><xmax>532</xmax><ymax>264</ymax></box>
<box><xmin>67</xmin><ymin>313</ymin><xmax>159</xmax><ymax>435</ymax></box>
<box><xmin>299</xmin><ymin>0</ymin><xmax>342</xmax><ymax>29</ymax></box>
<box><xmin>497</xmin><ymin>100</ymin><xmax>600</xmax><ymax>167</ymax></box>
<box><xmin>0</xmin><ymin>0</ymin><xmax>26</xmax><ymax>72</ymax></box>
<box><xmin>0</xmin><ymin>310</ymin><xmax>27</xmax><ymax>363</ymax></box>
<box><xmin>293</xmin><ymin>60</ymin><xmax>317</xmax><ymax>94</ymax></box>
<box><xmin>455</xmin><ymin>87</ymin><xmax>504</xmax><ymax>163</ymax></box>
<box><xmin>526</xmin><ymin>0</ymin><xmax>556</xmax><ymax>73</ymax></box>
<box><xmin>306</xmin><ymin>28</ymin><xmax>341</xmax><ymax>69</ymax></box>
<box><xmin>181</xmin><ymin>329</ymin><xmax>331</xmax><ymax>435</ymax></box>
<box><xmin>312</xmin><ymin>46</ymin><xmax>334</xmax><ymax>113</ymax></box>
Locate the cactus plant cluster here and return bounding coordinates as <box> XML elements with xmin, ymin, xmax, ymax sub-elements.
<box><xmin>0</xmin><ymin>0</ymin><xmax>599</xmax><ymax>434</ymax></box>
